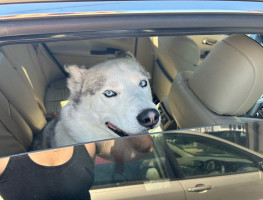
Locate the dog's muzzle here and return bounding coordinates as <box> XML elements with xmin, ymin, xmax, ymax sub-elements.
<box><xmin>105</xmin><ymin>108</ymin><xmax>159</xmax><ymax>137</ymax></box>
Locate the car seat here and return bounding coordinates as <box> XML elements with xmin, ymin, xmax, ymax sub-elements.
<box><xmin>151</xmin><ymin>36</ymin><xmax>200</xmax><ymax>101</ymax></box>
<box><xmin>168</xmin><ymin>34</ymin><xmax>263</xmax><ymax>128</ymax></box>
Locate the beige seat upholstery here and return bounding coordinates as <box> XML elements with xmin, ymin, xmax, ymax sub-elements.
<box><xmin>168</xmin><ymin>34</ymin><xmax>263</xmax><ymax>129</ymax></box>
<box><xmin>0</xmin><ymin>44</ymin><xmax>65</xmax><ymax>156</ymax></box>
<box><xmin>1</xmin><ymin>44</ymin><xmax>66</xmax><ymax>119</ymax></box>
<box><xmin>0</xmin><ymin>90</ymin><xmax>32</xmax><ymax>155</ymax></box>
<box><xmin>0</xmin><ymin>51</ymin><xmax>47</xmax><ymax>133</ymax></box>
<box><xmin>151</xmin><ymin>36</ymin><xmax>200</xmax><ymax>101</ymax></box>
<box><xmin>0</xmin><ymin>51</ymin><xmax>38</xmax><ymax>155</ymax></box>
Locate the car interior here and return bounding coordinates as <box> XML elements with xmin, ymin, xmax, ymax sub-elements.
<box><xmin>0</xmin><ymin>33</ymin><xmax>263</xmax><ymax>158</ymax></box>
<box><xmin>1</xmin><ymin>32</ymin><xmax>263</xmax><ymax>198</ymax></box>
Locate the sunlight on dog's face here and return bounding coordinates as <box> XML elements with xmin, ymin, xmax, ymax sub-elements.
<box><xmin>66</xmin><ymin>54</ymin><xmax>160</xmax><ymax>139</ymax></box>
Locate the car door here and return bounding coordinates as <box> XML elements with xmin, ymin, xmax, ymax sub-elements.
<box><xmin>90</xmin><ymin>135</ymin><xmax>186</xmax><ymax>200</ymax></box>
<box><xmin>162</xmin><ymin>132</ymin><xmax>263</xmax><ymax>200</ymax></box>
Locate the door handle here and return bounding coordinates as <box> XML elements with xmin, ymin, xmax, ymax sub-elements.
<box><xmin>90</xmin><ymin>48</ymin><xmax>120</xmax><ymax>55</ymax></box>
<box><xmin>187</xmin><ymin>184</ymin><xmax>213</xmax><ymax>192</ymax></box>
<box><xmin>202</xmin><ymin>39</ymin><xmax>217</xmax><ymax>46</ymax></box>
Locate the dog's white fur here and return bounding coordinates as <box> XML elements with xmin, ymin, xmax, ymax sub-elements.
<box><xmin>53</xmin><ymin>54</ymin><xmax>159</xmax><ymax>146</ymax></box>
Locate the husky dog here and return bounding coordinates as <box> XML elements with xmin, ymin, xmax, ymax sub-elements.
<box><xmin>30</xmin><ymin>52</ymin><xmax>160</xmax><ymax>149</ymax></box>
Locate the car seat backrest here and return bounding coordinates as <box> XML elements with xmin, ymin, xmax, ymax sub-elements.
<box><xmin>1</xmin><ymin>44</ymin><xmax>65</xmax><ymax>114</ymax></box>
<box><xmin>156</xmin><ymin>36</ymin><xmax>200</xmax><ymax>77</ymax></box>
<box><xmin>0</xmin><ymin>51</ymin><xmax>47</xmax><ymax>132</ymax></box>
<box><xmin>151</xmin><ymin>36</ymin><xmax>200</xmax><ymax>101</ymax></box>
<box><xmin>168</xmin><ymin>34</ymin><xmax>263</xmax><ymax>128</ymax></box>
<box><xmin>0</xmin><ymin>88</ymin><xmax>32</xmax><ymax>156</ymax></box>
<box><xmin>0</xmin><ymin>43</ymin><xmax>66</xmax><ymax>156</ymax></box>
<box><xmin>189</xmin><ymin>34</ymin><xmax>263</xmax><ymax>116</ymax></box>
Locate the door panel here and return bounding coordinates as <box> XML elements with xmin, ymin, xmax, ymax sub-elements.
<box><xmin>91</xmin><ymin>137</ymin><xmax>186</xmax><ymax>200</ymax></box>
<box><xmin>180</xmin><ymin>172</ymin><xmax>263</xmax><ymax>200</ymax></box>
<box><xmin>91</xmin><ymin>180</ymin><xmax>185</xmax><ymax>200</ymax></box>
<box><xmin>45</xmin><ymin>38</ymin><xmax>136</xmax><ymax>68</ymax></box>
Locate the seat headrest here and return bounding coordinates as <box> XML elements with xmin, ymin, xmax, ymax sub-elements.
<box><xmin>189</xmin><ymin>34</ymin><xmax>263</xmax><ymax>116</ymax></box>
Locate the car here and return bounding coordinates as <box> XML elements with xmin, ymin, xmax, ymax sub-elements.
<box><xmin>1</xmin><ymin>0</ymin><xmax>263</xmax><ymax>156</ymax></box>
<box><xmin>92</xmin><ymin>126</ymin><xmax>263</xmax><ymax>200</ymax></box>
<box><xmin>1</xmin><ymin>0</ymin><xmax>263</xmax><ymax>199</ymax></box>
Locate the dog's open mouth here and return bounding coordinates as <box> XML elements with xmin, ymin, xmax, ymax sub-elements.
<box><xmin>105</xmin><ymin>122</ymin><xmax>130</xmax><ymax>137</ymax></box>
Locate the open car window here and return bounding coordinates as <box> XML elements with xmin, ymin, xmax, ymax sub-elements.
<box><xmin>1</xmin><ymin>33</ymin><xmax>263</xmax><ymax>157</ymax></box>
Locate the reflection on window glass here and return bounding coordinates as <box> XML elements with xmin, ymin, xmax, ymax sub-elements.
<box><xmin>0</xmin><ymin>133</ymin><xmax>157</xmax><ymax>199</ymax></box>
<box><xmin>93</xmin><ymin>136</ymin><xmax>171</xmax><ymax>188</ymax></box>
<box><xmin>205</xmin><ymin>131</ymin><xmax>249</xmax><ymax>148</ymax></box>
<box><xmin>164</xmin><ymin>134</ymin><xmax>259</xmax><ymax>178</ymax></box>
<box><xmin>93</xmin><ymin>154</ymin><xmax>159</xmax><ymax>186</ymax></box>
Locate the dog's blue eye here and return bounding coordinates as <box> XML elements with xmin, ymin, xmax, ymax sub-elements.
<box><xmin>140</xmin><ymin>80</ymin><xmax>147</xmax><ymax>88</ymax></box>
<box><xmin>104</xmin><ymin>90</ymin><xmax>117</xmax><ymax>98</ymax></box>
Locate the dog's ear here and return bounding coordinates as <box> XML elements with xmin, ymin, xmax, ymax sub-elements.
<box><xmin>65</xmin><ymin>64</ymin><xmax>83</xmax><ymax>78</ymax></box>
<box><xmin>65</xmin><ymin>65</ymin><xmax>85</xmax><ymax>97</ymax></box>
<box><xmin>115</xmin><ymin>51</ymin><xmax>135</xmax><ymax>59</ymax></box>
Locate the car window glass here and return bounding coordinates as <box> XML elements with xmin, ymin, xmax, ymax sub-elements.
<box><xmin>164</xmin><ymin>133</ymin><xmax>260</xmax><ymax>178</ymax></box>
<box><xmin>206</xmin><ymin>130</ymin><xmax>248</xmax><ymax>148</ymax></box>
<box><xmin>93</xmin><ymin>134</ymin><xmax>173</xmax><ymax>188</ymax></box>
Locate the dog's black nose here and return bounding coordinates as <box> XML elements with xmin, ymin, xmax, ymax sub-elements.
<box><xmin>137</xmin><ymin>109</ymin><xmax>159</xmax><ymax>128</ymax></box>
